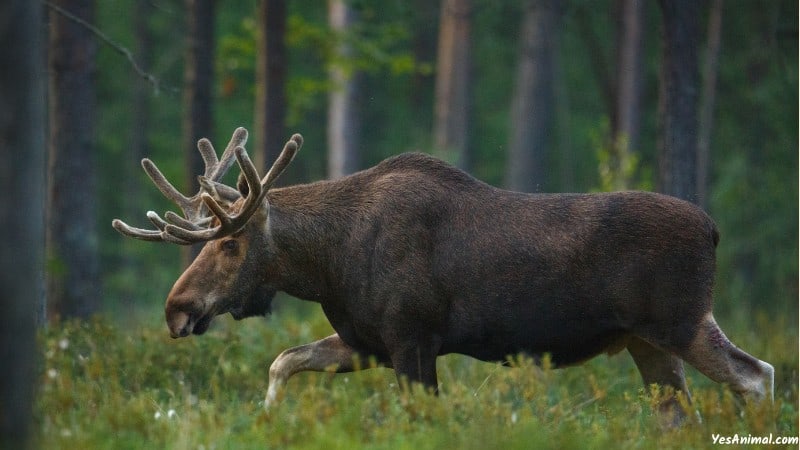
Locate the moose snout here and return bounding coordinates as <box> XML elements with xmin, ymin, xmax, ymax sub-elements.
<box><xmin>166</xmin><ymin>309</ymin><xmax>193</xmax><ymax>338</ymax></box>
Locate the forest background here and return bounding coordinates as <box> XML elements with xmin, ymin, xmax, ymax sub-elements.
<box><xmin>78</xmin><ymin>0</ymin><xmax>800</xmax><ymax>320</ymax></box>
<box><xmin>0</xmin><ymin>0</ymin><xmax>798</xmax><ymax>448</ymax></box>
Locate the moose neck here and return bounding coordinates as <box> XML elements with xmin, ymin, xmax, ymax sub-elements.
<box><xmin>265</xmin><ymin>179</ymin><xmax>362</xmax><ymax>303</ymax></box>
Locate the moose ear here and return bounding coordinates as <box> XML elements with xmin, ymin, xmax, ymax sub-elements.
<box><xmin>237</xmin><ymin>172</ymin><xmax>250</xmax><ymax>198</ymax></box>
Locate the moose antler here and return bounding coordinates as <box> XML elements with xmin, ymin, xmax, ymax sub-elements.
<box><xmin>112</xmin><ymin>128</ymin><xmax>302</xmax><ymax>245</ymax></box>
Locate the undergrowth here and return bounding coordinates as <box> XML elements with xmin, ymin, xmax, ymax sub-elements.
<box><xmin>34</xmin><ymin>308</ymin><xmax>798</xmax><ymax>449</ymax></box>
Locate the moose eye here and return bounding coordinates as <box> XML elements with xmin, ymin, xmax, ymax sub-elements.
<box><xmin>221</xmin><ymin>239</ymin><xmax>238</xmax><ymax>253</ymax></box>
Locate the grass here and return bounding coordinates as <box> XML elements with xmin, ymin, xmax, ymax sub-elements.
<box><xmin>34</xmin><ymin>304</ymin><xmax>798</xmax><ymax>449</ymax></box>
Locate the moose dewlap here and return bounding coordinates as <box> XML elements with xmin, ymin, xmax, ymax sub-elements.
<box><xmin>113</xmin><ymin>127</ymin><xmax>773</xmax><ymax>418</ymax></box>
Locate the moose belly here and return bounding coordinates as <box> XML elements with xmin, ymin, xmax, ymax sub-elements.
<box><xmin>444</xmin><ymin>329</ymin><xmax>628</xmax><ymax>367</ymax></box>
<box><xmin>441</xmin><ymin>301</ymin><xmax>629</xmax><ymax>366</ymax></box>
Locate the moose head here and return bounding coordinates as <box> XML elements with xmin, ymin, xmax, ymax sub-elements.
<box><xmin>112</xmin><ymin>128</ymin><xmax>302</xmax><ymax>338</ymax></box>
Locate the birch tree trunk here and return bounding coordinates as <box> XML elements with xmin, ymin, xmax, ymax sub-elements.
<box><xmin>327</xmin><ymin>0</ymin><xmax>361</xmax><ymax>178</ymax></box>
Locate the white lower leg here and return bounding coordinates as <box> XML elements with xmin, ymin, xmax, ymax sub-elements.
<box><xmin>263</xmin><ymin>334</ymin><xmax>359</xmax><ymax>410</ymax></box>
<box><xmin>682</xmin><ymin>313</ymin><xmax>775</xmax><ymax>403</ymax></box>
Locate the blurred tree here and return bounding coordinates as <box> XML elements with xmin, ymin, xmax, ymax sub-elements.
<box><xmin>255</xmin><ymin>0</ymin><xmax>288</xmax><ymax>173</ymax></box>
<box><xmin>656</xmin><ymin>0</ymin><xmax>700</xmax><ymax>202</ymax></box>
<box><xmin>0</xmin><ymin>2</ymin><xmax>44</xmax><ymax>447</ymax></box>
<box><xmin>696</xmin><ymin>0</ymin><xmax>723</xmax><ymax>210</ymax></box>
<box><xmin>595</xmin><ymin>0</ymin><xmax>647</xmax><ymax>192</ymax></box>
<box><xmin>81</xmin><ymin>0</ymin><xmax>796</xmax><ymax>317</ymax></box>
<box><xmin>433</xmin><ymin>0</ymin><xmax>472</xmax><ymax>169</ymax></box>
<box><xmin>183</xmin><ymin>0</ymin><xmax>216</xmax><ymax>264</ymax></box>
<box><xmin>327</xmin><ymin>0</ymin><xmax>362</xmax><ymax>178</ymax></box>
<box><xmin>611</xmin><ymin>0</ymin><xmax>645</xmax><ymax>180</ymax></box>
<box><xmin>47</xmin><ymin>0</ymin><xmax>100</xmax><ymax>319</ymax></box>
<box><xmin>505</xmin><ymin>0</ymin><xmax>561</xmax><ymax>192</ymax></box>
<box><xmin>709</xmin><ymin>0</ymin><xmax>797</xmax><ymax>314</ymax></box>
<box><xmin>126</xmin><ymin>0</ymin><xmax>154</xmax><ymax>222</ymax></box>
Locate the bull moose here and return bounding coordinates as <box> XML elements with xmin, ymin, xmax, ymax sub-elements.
<box><xmin>113</xmin><ymin>128</ymin><xmax>773</xmax><ymax>416</ymax></box>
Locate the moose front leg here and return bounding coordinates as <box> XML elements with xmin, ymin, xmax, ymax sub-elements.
<box><xmin>265</xmin><ymin>333</ymin><xmax>387</xmax><ymax>409</ymax></box>
<box><xmin>387</xmin><ymin>336</ymin><xmax>442</xmax><ymax>394</ymax></box>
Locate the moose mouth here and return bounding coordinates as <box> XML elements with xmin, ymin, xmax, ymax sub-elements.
<box><xmin>168</xmin><ymin>310</ymin><xmax>215</xmax><ymax>338</ymax></box>
<box><xmin>168</xmin><ymin>289</ymin><xmax>274</xmax><ymax>337</ymax></box>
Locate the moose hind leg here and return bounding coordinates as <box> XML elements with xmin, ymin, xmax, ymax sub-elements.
<box><xmin>627</xmin><ymin>337</ymin><xmax>690</xmax><ymax>422</ymax></box>
<box><xmin>678</xmin><ymin>313</ymin><xmax>774</xmax><ymax>402</ymax></box>
<box><xmin>265</xmin><ymin>333</ymin><xmax>385</xmax><ymax>409</ymax></box>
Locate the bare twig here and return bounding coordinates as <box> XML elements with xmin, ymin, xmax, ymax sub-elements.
<box><xmin>473</xmin><ymin>362</ymin><xmax>506</xmax><ymax>397</ymax></box>
<box><xmin>43</xmin><ymin>0</ymin><xmax>176</xmax><ymax>95</ymax></box>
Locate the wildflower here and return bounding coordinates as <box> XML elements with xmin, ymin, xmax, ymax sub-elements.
<box><xmin>155</xmin><ymin>409</ymin><xmax>178</xmax><ymax>420</ymax></box>
<box><xmin>47</xmin><ymin>369</ymin><xmax>58</xmax><ymax>379</ymax></box>
<box><xmin>58</xmin><ymin>338</ymin><xmax>69</xmax><ymax>350</ymax></box>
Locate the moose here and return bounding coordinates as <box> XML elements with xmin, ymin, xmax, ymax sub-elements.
<box><xmin>113</xmin><ymin>127</ymin><xmax>773</xmax><ymax>417</ymax></box>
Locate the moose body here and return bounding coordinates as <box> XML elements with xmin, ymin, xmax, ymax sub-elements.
<box><xmin>114</xmin><ymin>128</ymin><xmax>773</xmax><ymax>416</ymax></box>
<box><xmin>263</xmin><ymin>154</ymin><xmax>712</xmax><ymax>367</ymax></box>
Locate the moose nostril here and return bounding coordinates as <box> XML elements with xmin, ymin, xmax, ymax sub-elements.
<box><xmin>167</xmin><ymin>310</ymin><xmax>193</xmax><ymax>338</ymax></box>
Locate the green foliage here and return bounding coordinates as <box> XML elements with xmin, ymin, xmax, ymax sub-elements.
<box><xmin>35</xmin><ymin>311</ymin><xmax>797</xmax><ymax>449</ymax></box>
<box><xmin>590</xmin><ymin>119</ymin><xmax>653</xmax><ymax>192</ymax></box>
<box><xmin>706</xmin><ymin>0</ymin><xmax>798</xmax><ymax>314</ymax></box>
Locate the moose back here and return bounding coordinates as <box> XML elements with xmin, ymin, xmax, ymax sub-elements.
<box><xmin>113</xmin><ymin>128</ymin><xmax>773</xmax><ymax>415</ymax></box>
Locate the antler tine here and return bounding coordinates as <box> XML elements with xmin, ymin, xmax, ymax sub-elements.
<box><xmin>209</xmin><ymin>127</ymin><xmax>248</xmax><ymax>182</ymax></box>
<box><xmin>112</xmin><ymin>218</ymin><xmax>164</xmax><ymax>241</ymax></box>
<box><xmin>141</xmin><ymin>158</ymin><xmax>194</xmax><ymax>213</ymax></box>
<box><xmin>112</xmin><ymin>217</ymin><xmax>190</xmax><ymax>245</ymax></box>
<box><xmin>197</xmin><ymin>138</ymin><xmax>219</xmax><ymax>176</ymax></box>
<box><xmin>262</xmin><ymin>134</ymin><xmax>302</xmax><ymax>189</ymax></box>
<box><xmin>164</xmin><ymin>211</ymin><xmax>210</xmax><ymax>230</ymax></box>
<box><xmin>114</xmin><ymin>128</ymin><xmax>300</xmax><ymax>245</ymax></box>
<box><xmin>113</xmin><ymin>128</ymin><xmax>247</xmax><ymax>244</ymax></box>
<box><xmin>163</xmin><ymin>146</ymin><xmax>267</xmax><ymax>243</ymax></box>
<box><xmin>197</xmin><ymin>176</ymin><xmax>241</xmax><ymax>203</ymax></box>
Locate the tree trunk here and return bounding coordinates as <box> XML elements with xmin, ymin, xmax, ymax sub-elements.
<box><xmin>433</xmin><ymin>0</ymin><xmax>472</xmax><ymax>170</ymax></box>
<box><xmin>505</xmin><ymin>0</ymin><xmax>561</xmax><ymax>193</ymax></box>
<box><xmin>47</xmin><ymin>0</ymin><xmax>100</xmax><ymax>319</ymax></box>
<box><xmin>128</xmin><ymin>0</ymin><xmax>153</xmax><ymax>209</ymax></box>
<box><xmin>574</xmin><ymin>3</ymin><xmax>614</xmax><ymax>117</ymax></box>
<box><xmin>0</xmin><ymin>2</ymin><xmax>45</xmax><ymax>447</ymax></box>
<box><xmin>327</xmin><ymin>0</ymin><xmax>361</xmax><ymax>178</ymax></box>
<box><xmin>657</xmin><ymin>0</ymin><xmax>700</xmax><ymax>202</ymax></box>
<box><xmin>696</xmin><ymin>0</ymin><xmax>723</xmax><ymax>210</ymax></box>
<box><xmin>597</xmin><ymin>0</ymin><xmax>646</xmax><ymax>191</ymax></box>
<box><xmin>613</xmin><ymin>0</ymin><xmax>645</xmax><ymax>158</ymax></box>
<box><xmin>117</xmin><ymin>0</ymin><xmax>155</xmax><ymax>308</ymax></box>
<box><xmin>182</xmin><ymin>0</ymin><xmax>215</xmax><ymax>264</ymax></box>
<box><xmin>254</xmin><ymin>0</ymin><xmax>287</xmax><ymax>174</ymax></box>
